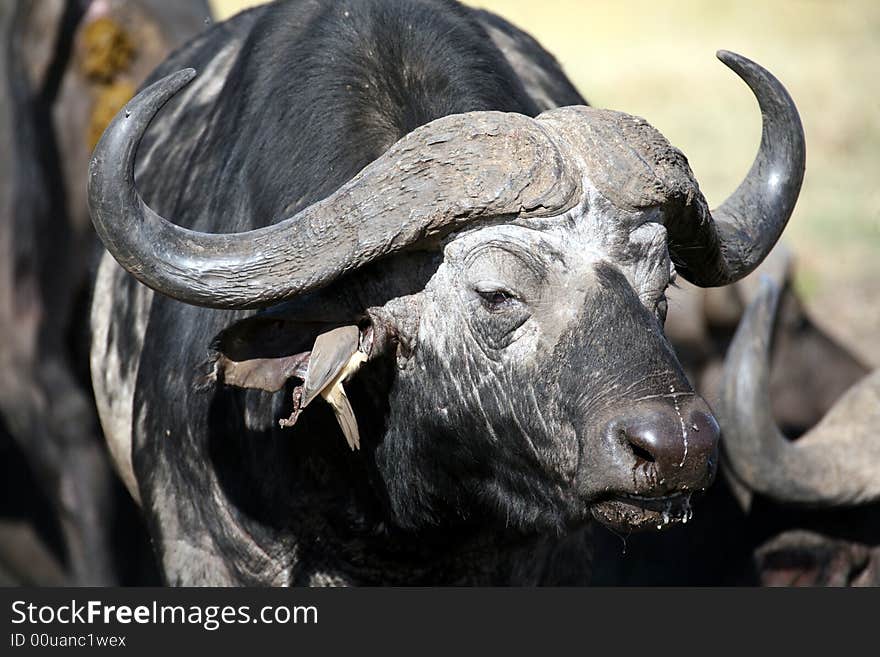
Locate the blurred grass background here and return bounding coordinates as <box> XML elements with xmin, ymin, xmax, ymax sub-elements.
<box><xmin>210</xmin><ymin>0</ymin><xmax>879</xmax><ymax>364</ymax></box>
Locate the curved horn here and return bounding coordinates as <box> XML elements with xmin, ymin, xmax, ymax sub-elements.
<box><xmin>667</xmin><ymin>51</ymin><xmax>806</xmax><ymax>287</ymax></box>
<box><xmin>88</xmin><ymin>69</ymin><xmax>579</xmax><ymax>309</ymax></box>
<box><xmin>718</xmin><ymin>278</ymin><xmax>880</xmax><ymax>506</ymax></box>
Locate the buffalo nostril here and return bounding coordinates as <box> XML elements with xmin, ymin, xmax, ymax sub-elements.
<box><xmin>623</xmin><ymin>430</ymin><xmax>657</xmax><ymax>465</ymax></box>
<box><xmin>619</xmin><ymin>420</ymin><xmax>676</xmax><ymax>472</ymax></box>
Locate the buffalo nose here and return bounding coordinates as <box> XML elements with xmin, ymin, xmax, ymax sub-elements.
<box><xmin>611</xmin><ymin>401</ymin><xmax>720</xmax><ymax>490</ymax></box>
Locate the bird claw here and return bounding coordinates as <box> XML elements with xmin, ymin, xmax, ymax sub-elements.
<box><xmin>279</xmin><ymin>386</ymin><xmax>304</xmax><ymax>429</ymax></box>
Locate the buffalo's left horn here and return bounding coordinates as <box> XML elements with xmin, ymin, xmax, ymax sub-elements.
<box><xmin>666</xmin><ymin>51</ymin><xmax>806</xmax><ymax>287</ymax></box>
<box><xmin>88</xmin><ymin>69</ymin><xmax>579</xmax><ymax>309</ymax></box>
<box><xmin>718</xmin><ymin>278</ymin><xmax>880</xmax><ymax>506</ymax></box>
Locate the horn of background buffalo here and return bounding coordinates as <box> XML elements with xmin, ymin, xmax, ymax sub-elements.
<box><xmin>718</xmin><ymin>278</ymin><xmax>880</xmax><ymax>506</ymax></box>
<box><xmin>668</xmin><ymin>51</ymin><xmax>806</xmax><ymax>287</ymax></box>
<box><xmin>88</xmin><ymin>69</ymin><xmax>578</xmax><ymax>309</ymax></box>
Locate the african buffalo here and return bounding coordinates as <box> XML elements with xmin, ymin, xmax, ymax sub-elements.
<box><xmin>717</xmin><ymin>278</ymin><xmax>880</xmax><ymax>586</ymax></box>
<box><xmin>0</xmin><ymin>0</ymin><xmax>209</xmax><ymax>585</ymax></box>
<box><xmin>87</xmin><ymin>0</ymin><xmax>803</xmax><ymax>585</ymax></box>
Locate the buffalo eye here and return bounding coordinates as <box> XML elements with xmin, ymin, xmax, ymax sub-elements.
<box><xmin>474</xmin><ymin>284</ymin><xmax>518</xmax><ymax>310</ymax></box>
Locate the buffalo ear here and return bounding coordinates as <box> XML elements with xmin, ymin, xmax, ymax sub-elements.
<box><xmin>206</xmin><ymin>315</ymin><xmax>347</xmax><ymax>393</ymax></box>
<box><xmin>204</xmin><ymin>295</ymin><xmax>410</xmax><ymax>394</ymax></box>
<box><xmin>207</xmin><ymin>317</ymin><xmax>371</xmax><ymax>450</ymax></box>
<box><xmin>212</xmin><ymin>351</ymin><xmax>310</xmax><ymax>393</ymax></box>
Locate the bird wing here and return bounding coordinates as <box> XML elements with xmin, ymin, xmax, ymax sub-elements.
<box><xmin>324</xmin><ymin>384</ymin><xmax>361</xmax><ymax>450</ymax></box>
<box><xmin>301</xmin><ymin>325</ymin><xmax>360</xmax><ymax>408</ymax></box>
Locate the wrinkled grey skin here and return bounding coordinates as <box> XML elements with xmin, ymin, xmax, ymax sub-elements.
<box><xmin>376</xmin><ymin>194</ymin><xmax>712</xmax><ymax>534</ymax></box>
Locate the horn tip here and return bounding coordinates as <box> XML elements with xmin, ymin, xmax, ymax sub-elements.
<box><xmin>715</xmin><ymin>49</ymin><xmax>748</xmax><ymax>71</ymax></box>
<box><xmin>177</xmin><ymin>68</ymin><xmax>198</xmax><ymax>83</ymax></box>
<box><xmin>158</xmin><ymin>69</ymin><xmax>198</xmax><ymax>92</ymax></box>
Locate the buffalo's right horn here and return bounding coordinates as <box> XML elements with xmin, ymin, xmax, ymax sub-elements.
<box><xmin>88</xmin><ymin>69</ymin><xmax>580</xmax><ymax>309</ymax></box>
<box><xmin>718</xmin><ymin>278</ymin><xmax>880</xmax><ymax>506</ymax></box>
<box><xmin>664</xmin><ymin>51</ymin><xmax>806</xmax><ymax>288</ymax></box>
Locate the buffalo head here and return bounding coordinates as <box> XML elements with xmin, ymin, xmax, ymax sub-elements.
<box><xmin>88</xmin><ymin>51</ymin><xmax>804</xmax><ymax>535</ymax></box>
